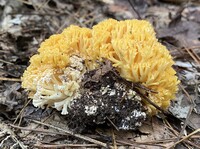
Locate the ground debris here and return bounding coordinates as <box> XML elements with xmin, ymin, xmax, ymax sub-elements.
<box><xmin>0</xmin><ymin>122</ymin><xmax>27</xmax><ymax>149</ymax></box>
<box><xmin>65</xmin><ymin>62</ymin><xmax>146</xmax><ymax>132</ymax></box>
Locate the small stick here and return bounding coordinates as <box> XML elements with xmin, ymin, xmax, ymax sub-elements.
<box><xmin>10</xmin><ymin>124</ymin><xmax>67</xmax><ymax>136</ymax></box>
<box><xmin>111</xmin><ymin>129</ymin><xmax>117</xmax><ymax>149</ymax></box>
<box><xmin>0</xmin><ymin>123</ymin><xmax>27</xmax><ymax>149</ymax></box>
<box><xmin>32</xmin><ymin>119</ymin><xmax>114</xmax><ymax>149</ymax></box>
<box><xmin>134</xmin><ymin>83</ymin><xmax>158</xmax><ymax>93</ymax></box>
<box><xmin>135</xmin><ymin>88</ymin><xmax>168</xmax><ymax>115</ymax></box>
<box><xmin>106</xmin><ymin>117</ymin><xmax>119</xmax><ymax>131</ymax></box>
<box><xmin>177</xmin><ymin>85</ymin><xmax>195</xmax><ymax>141</ymax></box>
<box><xmin>167</xmin><ymin>128</ymin><xmax>200</xmax><ymax>149</ymax></box>
<box><xmin>0</xmin><ymin>59</ymin><xmax>14</xmax><ymax>65</ymax></box>
<box><xmin>164</xmin><ymin>119</ymin><xmax>193</xmax><ymax>149</ymax></box>
<box><xmin>116</xmin><ymin>139</ymin><xmax>165</xmax><ymax>148</ymax></box>
<box><xmin>0</xmin><ymin>77</ymin><xmax>21</xmax><ymax>82</ymax></box>
<box><xmin>34</xmin><ymin>143</ymin><xmax>99</xmax><ymax>148</ymax></box>
<box><xmin>184</xmin><ymin>47</ymin><xmax>200</xmax><ymax>64</ymax></box>
<box><xmin>13</xmin><ymin>99</ymin><xmax>32</xmax><ymax>125</ymax></box>
<box><xmin>188</xmin><ymin>48</ymin><xmax>200</xmax><ymax>62</ymax></box>
<box><xmin>128</xmin><ymin>0</ymin><xmax>142</xmax><ymax>19</ymax></box>
<box><xmin>22</xmin><ymin>112</ymin><xmax>55</xmax><ymax>138</ymax></box>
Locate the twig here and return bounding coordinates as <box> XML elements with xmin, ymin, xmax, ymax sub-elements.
<box><xmin>0</xmin><ymin>49</ymin><xmax>10</xmax><ymax>53</ymax></box>
<box><xmin>135</xmin><ymin>88</ymin><xmax>169</xmax><ymax>115</ymax></box>
<box><xmin>177</xmin><ymin>85</ymin><xmax>195</xmax><ymax>141</ymax></box>
<box><xmin>13</xmin><ymin>99</ymin><xmax>32</xmax><ymax>125</ymax></box>
<box><xmin>167</xmin><ymin>128</ymin><xmax>200</xmax><ymax>149</ymax></box>
<box><xmin>0</xmin><ymin>77</ymin><xmax>21</xmax><ymax>82</ymax></box>
<box><xmin>34</xmin><ymin>143</ymin><xmax>99</xmax><ymax>148</ymax></box>
<box><xmin>32</xmin><ymin>119</ymin><xmax>114</xmax><ymax>149</ymax></box>
<box><xmin>188</xmin><ymin>48</ymin><xmax>200</xmax><ymax>62</ymax></box>
<box><xmin>38</xmin><ymin>0</ymin><xmax>51</xmax><ymax>11</ymax></box>
<box><xmin>56</xmin><ymin>21</ymin><xmax>69</xmax><ymax>33</ymax></box>
<box><xmin>111</xmin><ymin>129</ymin><xmax>117</xmax><ymax>149</ymax></box>
<box><xmin>134</xmin><ymin>83</ymin><xmax>158</xmax><ymax>93</ymax></box>
<box><xmin>184</xmin><ymin>140</ymin><xmax>200</xmax><ymax>149</ymax></box>
<box><xmin>22</xmin><ymin>112</ymin><xmax>55</xmax><ymax>138</ymax></box>
<box><xmin>135</xmin><ymin>138</ymin><xmax>175</xmax><ymax>144</ymax></box>
<box><xmin>10</xmin><ymin>124</ymin><xmax>67</xmax><ymax>136</ymax></box>
<box><xmin>8</xmin><ymin>12</ymin><xmax>71</xmax><ymax>16</ymax></box>
<box><xmin>116</xmin><ymin>139</ymin><xmax>166</xmax><ymax>148</ymax></box>
<box><xmin>128</xmin><ymin>0</ymin><xmax>142</xmax><ymax>19</ymax></box>
<box><xmin>0</xmin><ymin>59</ymin><xmax>14</xmax><ymax>65</ymax></box>
<box><xmin>164</xmin><ymin>119</ymin><xmax>179</xmax><ymax>136</ymax></box>
<box><xmin>0</xmin><ymin>123</ymin><xmax>27</xmax><ymax>149</ymax></box>
<box><xmin>17</xmin><ymin>0</ymin><xmax>31</xmax><ymax>5</ymax></box>
<box><xmin>106</xmin><ymin>117</ymin><xmax>119</xmax><ymax>131</ymax></box>
<box><xmin>188</xmin><ymin>45</ymin><xmax>200</xmax><ymax>49</ymax></box>
<box><xmin>184</xmin><ymin>47</ymin><xmax>200</xmax><ymax>64</ymax></box>
<box><xmin>164</xmin><ymin>119</ymin><xmax>197</xmax><ymax>149</ymax></box>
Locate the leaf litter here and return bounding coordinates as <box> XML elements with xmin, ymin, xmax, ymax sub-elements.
<box><xmin>0</xmin><ymin>0</ymin><xmax>200</xmax><ymax>148</ymax></box>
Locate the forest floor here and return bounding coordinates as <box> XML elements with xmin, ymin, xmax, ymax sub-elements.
<box><xmin>0</xmin><ymin>0</ymin><xmax>200</xmax><ymax>148</ymax></box>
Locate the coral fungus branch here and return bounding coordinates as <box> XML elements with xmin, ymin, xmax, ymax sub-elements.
<box><xmin>22</xmin><ymin>19</ymin><xmax>179</xmax><ymax>115</ymax></box>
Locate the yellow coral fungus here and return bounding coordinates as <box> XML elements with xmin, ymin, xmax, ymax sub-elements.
<box><xmin>22</xmin><ymin>19</ymin><xmax>179</xmax><ymax>115</ymax></box>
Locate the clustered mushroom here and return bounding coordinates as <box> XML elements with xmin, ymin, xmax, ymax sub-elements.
<box><xmin>22</xmin><ymin>19</ymin><xmax>179</xmax><ymax>119</ymax></box>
